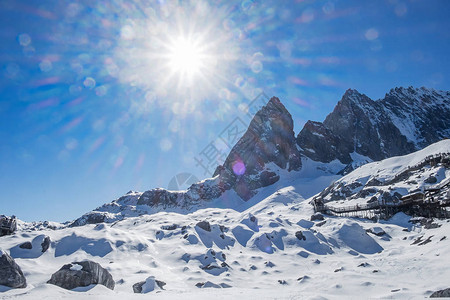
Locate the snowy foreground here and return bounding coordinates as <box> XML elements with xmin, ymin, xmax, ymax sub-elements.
<box><xmin>1</xmin><ymin>183</ymin><xmax>450</xmax><ymax>299</ymax></box>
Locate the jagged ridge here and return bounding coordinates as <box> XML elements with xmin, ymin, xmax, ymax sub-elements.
<box><xmin>297</xmin><ymin>87</ymin><xmax>450</xmax><ymax>172</ymax></box>
<box><xmin>71</xmin><ymin>97</ymin><xmax>301</xmax><ymax>226</ymax></box>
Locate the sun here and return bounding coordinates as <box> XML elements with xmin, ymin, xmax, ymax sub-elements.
<box><xmin>167</xmin><ymin>37</ymin><xmax>206</xmax><ymax>84</ymax></box>
<box><xmin>113</xmin><ymin>2</ymin><xmax>240</xmax><ymax>105</ymax></box>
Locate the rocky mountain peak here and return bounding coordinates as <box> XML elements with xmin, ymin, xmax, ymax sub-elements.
<box><xmin>71</xmin><ymin>96</ymin><xmax>302</xmax><ymax>225</ymax></box>
<box><xmin>297</xmin><ymin>86</ymin><xmax>449</xmax><ymax>172</ymax></box>
<box><xmin>214</xmin><ymin>96</ymin><xmax>301</xmax><ymax>200</ymax></box>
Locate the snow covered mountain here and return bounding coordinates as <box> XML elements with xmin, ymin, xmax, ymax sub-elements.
<box><xmin>316</xmin><ymin>139</ymin><xmax>450</xmax><ymax>208</ymax></box>
<box><xmin>297</xmin><ymin>87</ymin><xmax>450</xmax><ymax>173</ymax></box>
<box><xmin>72</xmin><ymin>87</ymin><xmax>450</xmax><ymax>226</ymax></box>
<box><xmin>71</xmin><ymin>96</ymin><xmax>302</xmax><ymax>226</ymax></box>
<box><xmin>2</xmin><ymin>167</ymin><xmax>450</xmax><ymax>298</ymax></box>
<box><xmin>1</xmin><ymin>88</ymin><xmax>450</xmax><ymax>299</ymax></box>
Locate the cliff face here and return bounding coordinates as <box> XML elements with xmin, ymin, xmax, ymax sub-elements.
<box><xmin>297</xmin><ymin>87</ymin><xmax>450</xmax><ymax>171</ymax></box>
<box><xmin>214</xmin><ymin>96</ymin><xmax>302</xmax><ymax>200</ymax></box>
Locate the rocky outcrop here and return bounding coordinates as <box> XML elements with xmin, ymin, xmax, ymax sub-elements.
<box><xmin>0</xmin><ymin>250</ymin><xmax>27</xmax><ymax>288</ymax></box>
<box><xmin>47</xmin><ymin>260</ymin><xmax>115</xmax><ymax>290</ymax></box>
<box><xmin>297</xmin><ymin>87</ymin><xmax>450</xmax><ymax>171</ymax></box>
<box><xmin>213</xmin><ymin>96</ymin><xmax>302</xmax><ymax>200</ymax></box>
<box><xmin>315</xmin><ymin>141</ymin><xmax>450</xmax><ymax>207</ymax></box>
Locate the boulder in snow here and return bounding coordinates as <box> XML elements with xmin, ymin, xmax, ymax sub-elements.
<box><xmin>196</xmin><ymin>221</ymin><xmax>211</xmax><ymax>232</ymax></box>
<box><xmin>310</xmin><ymin>213</ymin><xmax>324</xmax><ymax>221</ymax></box>
<box><xmin>0</xmin><ymin>250</ymin><xmax>27</xmax><ymax>288</ymax></box>
<box><xmin>132</xmin><ymin>276</ymin><xmax>166</xmax><ymax>293</ymax></box>
<box><xmin>295</xmin><ymin>231</ymin><xmax>306</xmax><ymax>241</ymax></box>
<box><xmin>366</xmin><ymin>227</ymin><xmax>386</xmax><ymax>236</ymax></box>
<box><xmin>19</xmin><ymin>242</ymin><xmax>32</xmax><ymax>249</ymax></box>
<box><xmin>41</xmin><ymin>236</ymin><xmax>51</xmax><ymax>253</ymax></box>
<box><xmin>47</xmin><ymin>260</ymin><xmax>115</xmax><ymax>290</ymax></box>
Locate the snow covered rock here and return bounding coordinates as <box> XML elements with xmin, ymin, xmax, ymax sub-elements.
<box><xmin>132</xmin><ymin>276</ymin><xmax>166</xmax><ymax>293</ymax></box>
<box><xmin>195</xmin><ymin>281</ymin><xmax>231</xmax><ymax>288</ymax></box>
<box><xmin>0</xmin><ymin>249</ymin><xmax>27</xmax><ymax>288</ymax></box>
<box><xmin>47</xmin><ymin>260</ymin><xmax>115</xmax><ymax>290</ymax></box>
<box><xmin>430</xmin><ymin>288</ymin><xmax>450</xmax><ymax>298</ymax></box>
<box><xmin>297</xmin><ymin>87</ymin><xmax>450</xmax><ymax>172</ymax></box>
<box><xmin>337</xmin><ymin>223</ymin><xmax>383</xmax><ymax>254</ymax></box>
<box><xmin>316</xmin><ymin>140</ymin><xmax>450</xmax><ymax>208</ymax></box>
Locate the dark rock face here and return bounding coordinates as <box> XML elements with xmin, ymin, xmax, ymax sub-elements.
<box><xmin>47</xmin><ymin>260</ymin><xmax>114</xmax><ymax>290</ymax></box>
<box><xmin>297</xmin><ymin>87</ymin><xmax>450</xmax><ymax>169</ymax></box>
<box><xmin>0</xmin><ymin>251</ymin><xmax>27</xmax><ymax>288</ymax></box>
<box><xmin>196</xmin><ymin>221</ymin><xmax>211</xmax><ymax>232</ymax></box>
<box><xmin>295</xmin><ymin>231</ymin><xmax>306</xmax><ymax>241</ymax></box>
<box><xmin>310</xmin><ymin>213</ymin><xmax>324</xmax><ymax>221</ymax></box>
<box><xmin>316</xmin><ymin>151</ymin><xmax>450</xmax><ymax>207</ymax></box>
<box><xmin>19</xmin><ymin>242</ymin><xmax>32</xmax><ymax>249</ymax></box>
<box><xmin>70</xmin><ymin>211</ymin><xmax>108</xmax><ymax>227</ymax></box>
<box><xmin>214</xmin><ymin>96</ymin><xmax>302</xmax><ymax>200</ymax></box>
<box><xmin>431</xmin><ymin>288</ymin><xmax>450</xmax><ymax>298</ymax></box>
<box><xmin>41</xmin><ymin>236</ymin><xmax>50</xmax><ymax>253</ymax></box>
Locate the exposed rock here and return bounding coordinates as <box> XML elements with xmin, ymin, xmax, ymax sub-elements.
<box><xmin>430</xmin><ymin>287</ymin><xmax>450</xmax><ymax>298</ymax></box>
<box><xmin>19</xmin><ymin>242</ymin><xmax>32</xmax><ymax>250</ymax></box>
<box><xmin>161</xmin><ymin>224</ymin><xmax>177</xmax><ymax>231</ymax></box>
<box><xmin>358</xmin><ymin>262</ymin><xmax>370</xmax><ymax>267</ymax></box>
<box><xmin>425</xmin><ymin>175</ymin><xmax>437</xmax><ymax>184</ymax></box>
<box><xmin>133</xmin><ymin>277</ymin><xmax>166</xmax><ymax>293</ymax></box>
<box><xmin>367</xmin><ymin>227</ymin><xmax>386</xmax><ymax>236</ymax></box>
<box><xmin>265</xmin><ymin>261</ymin><xmax>275</xmax><ymax>268</ymax></box>
<box><xmin>41</xmin><ymin>236</ymin><xmax>50</xmax><ymax>253</ymax></box>
<box><xmin>71</xmin><ymin>97</ymin><xmax>304</xmax><ymax>225</ymax></box>
<box><xmin>315</xmin><ymin>220</ymin><xmax>326</xmax><ymax>227</ymax></box>
<box><xmin>70</xmin><ymin>211</ymin><xmax>109</xmax><ymax>227</ymax></box>
<box><xmin>195</xmin><ymin>281</ymin><xmax>230</xmax><ymax>288</ymax></box>
<box><xmin>47</xmin><ymin>260</ymin><xmax>115</xmax><ymax>290</ymax></box>
<box><xmin>70</xmin><ymin>87</ymin><xmax>450</xmax><ymax>226</ymax></box>
<box><xmin>295</xmin><ymin>231</ymin><xmax>306</xmax><ymax>241</ymax></box>
<box><xmin>213</xmin><ymin>96</ymin><xmax>302</xmax><ymax>200</ymax></box>
<box><xmin>310</xmin><ymin>213</ymin><xmax>324</xmax><ymax>221</ymax></box>
<box><xmin>196</xmin><ymin>221</ymin><xmax>211</xmax><ymax>232</ymax></box>
<box><xmin>297</xmin><ymin>87</ymin><xmax>450</xmax><ymax>165</ymax></box>
<box><xmin>0</xmin><ymin>250</ymin><xmax>27</xmax><ymax>288</ymax></box>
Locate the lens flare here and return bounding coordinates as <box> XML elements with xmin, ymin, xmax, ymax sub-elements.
<box><xmin>232</xmin><ymin>160</ymin><xmax>246</xmax><ymax>176</ymax></box>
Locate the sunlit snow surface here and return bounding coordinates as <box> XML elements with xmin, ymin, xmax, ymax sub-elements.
<box><xmin>1</xmin><ymin>187</ymin><xmax>450</xmax><ymax>298</ymax></box>
<box><xmin>1</xmin><ymin>141</ymin><xmax>450</xmax><ymax>298</ymax></box>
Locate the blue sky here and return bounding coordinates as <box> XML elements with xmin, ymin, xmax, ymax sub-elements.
<box><xmin>1</xmin><ymin>0</ymin><xmax>449</xmax><ymax>222</ymax></box>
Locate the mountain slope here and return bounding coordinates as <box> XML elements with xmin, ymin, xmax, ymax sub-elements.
<box><xmin>72</xmin><ymin>87</ymin><xmax>450</xmax><ymax>226</ymax></box>
<box><xmin>316</xmin><ymin>139</ymin><xmax>450</xmax><ymax>208</ymax></box>
<box><xmin>2</xmin><ymin>180</ymin><xmax>450</xmax><ymax>298</ymax></box>
<box><xmin>297</xmin><ymin>87</ymin><xmax>450</xmax><ymax>172</ymax></box>
<box><xmin>71</xmin><ymin>97</ymin><xmax>301</xmax><ymax>226</ymax></box>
